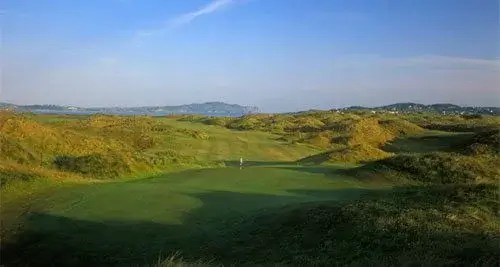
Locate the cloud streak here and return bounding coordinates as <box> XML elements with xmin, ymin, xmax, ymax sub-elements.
<box><xmin>170</xmin><ymin>0</ymin><xmax>235</xmax><ymax>28</ymax></box>
<box><xmin>131</xmin><ymin>0</ymin><xmax>236</xmax><ymax>42</ymax></box>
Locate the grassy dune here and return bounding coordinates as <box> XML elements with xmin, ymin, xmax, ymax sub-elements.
<box><xmin>1</xmin><ymin>111</ymin><xmax>499</xmax><ymax>266</ymax></box>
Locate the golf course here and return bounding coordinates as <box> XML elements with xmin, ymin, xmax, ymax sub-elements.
<box><xmin>1</xmin><ymin>111</ymin><xmax>499</xmax><ymax>266</ymax></box>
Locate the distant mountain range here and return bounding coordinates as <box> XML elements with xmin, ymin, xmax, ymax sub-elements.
<box><xmin>0</xmin><ymin>102</ymin><xmax>259</xmax><ymax>117</ymax></box>
<box><xmin>339</xmin><ymin>103</ymin><xmax>499</xmax><ymax>115</ymax></box>
<box><xmin>1</xmin><ymin>101</ymin><xmax>498</xmax><ymax>116</ymax></box>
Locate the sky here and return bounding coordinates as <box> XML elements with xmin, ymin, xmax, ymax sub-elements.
<box><xmin>1</xmin><ymin>0</ymin><xmax>499</xmax><ymax>112</ymax></box>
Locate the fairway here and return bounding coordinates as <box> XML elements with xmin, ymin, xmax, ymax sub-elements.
<box><xmin>2</xmin><ymin>163</ymin><xmax>376</xmax><ymax>266</ymax></box>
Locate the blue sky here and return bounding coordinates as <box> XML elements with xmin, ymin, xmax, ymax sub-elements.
<box><xmin>2</xmin><ymin>0</ymin><xmax>499</xmax><ymax>111</ymax></box>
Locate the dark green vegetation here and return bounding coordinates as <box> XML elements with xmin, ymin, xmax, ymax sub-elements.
<box><xmin>1</xmin><ymin>110</ymin><xmax>499</xmax><ymax>266</ymax></box>
<box><xmin>222</xmin><ymin>184</ymin><xmax>498</xmax><ymax>266</ymax></box>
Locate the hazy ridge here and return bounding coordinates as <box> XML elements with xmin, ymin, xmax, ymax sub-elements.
<box><xmin>1</xmin><ymin>101</ymin><xmax>499</xmax><ymax>116</ymax></box>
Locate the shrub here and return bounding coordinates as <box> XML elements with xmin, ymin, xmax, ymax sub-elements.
<box><xmin>134</xmin><ymin>133</ymin><xmax>158</xmax><ymax>150</ymax></box>
<box><xmin>0</xmin><ymin>134</ymin><xmax>38</xmax><ymax>164</ymax></box>
<box><xmin>53</xmin><ymin>154</ymin><xmax>130</xmax><ymax>178</ymax></box>
<box><xmin>147</xmin><ymin>150</ymin><xmax>196</xmax><ymax>166</ymax></box>
<box><xmin>0</xmin><ymin>168</ymin><xmax>39</xmax><ymax>186</ymax></box>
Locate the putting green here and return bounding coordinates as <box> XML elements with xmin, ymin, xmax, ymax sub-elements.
<box><xmin>3</xmin><ymin>163</ymin><xmax>379</xmax><ymax>266</ymax></box>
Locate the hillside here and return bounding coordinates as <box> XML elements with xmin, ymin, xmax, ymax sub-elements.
<box><xmin>342</xmin><ymin>102</ymin><xmax>500</xmax><ymax>115</ymax></box>
<box><xmin>1</xmin><ymin>110</ymin><xmax>499</xmax><ymax>266</ymax></box>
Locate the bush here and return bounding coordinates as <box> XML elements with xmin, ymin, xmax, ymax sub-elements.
<box><xmin>134</xmin><ymin>133</ymin><xmax>158</xmax><ymax>150</ymax></box>
<box><xmin>147</xmin><ymin>150</ymin><xmax>196</xmax><ymax>166</ymax></box>
<box><xmin>0</xmin><ymin>169</ymin><xmax>39</xmax><ymax>186</ymax></box>
<box><xmin>377</xmin><ymin>153</ymin><xmax>498</xmax><ymax>184</ymax></box>
<box><xmin>326</xmin><ymin>118</ymin><xmax>394</xmax><ymax>147</ymax></box>
<box><xmin>53</xmin><ymin>154</ymin><xmax>130</xmax><ymax>178</ymax></box>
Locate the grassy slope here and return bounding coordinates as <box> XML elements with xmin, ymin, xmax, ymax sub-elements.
<box><xmin>1</xmin><ymin>114</ymin><xmax>498</xmax><ymax>266</ymax></box>
<box><xmin>155</xmin><ymin>118</ymin><xmax>320</xmax><ymax>162</ymax></box>
<box><xmin>1</xmin><ymin>115</ymin><xmax>334</xmax><ymax>266</ymax></box>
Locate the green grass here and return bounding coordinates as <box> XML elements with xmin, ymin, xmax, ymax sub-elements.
<box><xmin>1</xmin><ymin>164</ymin><xmax>377</xmax><ymax>266</ymax></box>
<box><xmin>1</xmin><ymin>113</ymin><xmax>498</xmax><ymax>266</ymax></box>
<box><xmin>156</xmin><ymin>118</ymin><xmax>320</xmax><ymax>162</ymax></box>
<box><xmin>218</xmin><ymin>183</ymin><xmax>499</xmax><ymax>266</ymax></box>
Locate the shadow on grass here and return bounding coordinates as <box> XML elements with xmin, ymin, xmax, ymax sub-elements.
<box><xmin>223</xmin><ymin>160</ymin><xmax>359</xmax><ymax>179</ymax></box>
<box><xmin>383</xmin><ymin>132</ymin><xmax>474</xmax><ymax>153</ymax></box>
<box><xmin>0</xmin><ymin>188</ymin><xmax>368</xmax><ymax>266</ymax></box>
<box><xmin>2</xmin><ymin>185</ymin><xmax>497</xmax><ymax>266</ymax></box>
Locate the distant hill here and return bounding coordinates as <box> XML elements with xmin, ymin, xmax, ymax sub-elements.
<box><xmin>341</xmin><ymin>103</ymin><xmax>499</xmax><ymax>115</ymax></box>
<box><xmin>0</xmin><ymin>102</ymin><xmax>259</xmax><ymax>117</ymax></box>
<box><xmin>2</xmin><ymin>101</ymin><xmax>498</xmax><ymax>116</ymax></box>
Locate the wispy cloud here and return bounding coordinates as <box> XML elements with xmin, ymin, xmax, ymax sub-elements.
<box><xmin>131</xmin><ymin>0</ymin><xmax>237</xmax><ymax>42</ymax></box>
<box><xmin>170</xmin><ymin>0</ymin><xmax>236</xmax><ymax>28</ymax></box>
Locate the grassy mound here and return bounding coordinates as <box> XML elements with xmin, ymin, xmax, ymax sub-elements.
<box><xmin>299</xmin><ymin>144</ymin><xmax>392</xmax><ymax>164</ymax></box>
<box><xmin>462</xmin><ymin>129</ymin><xmax>499</xmax><ymax>155</ymax></box>
<box><xmin>0</xmin><ymin>133</ymin><xmax>38</xmax><ymax>164</ymax></box>
<box><xmin>299</xmin><ymin>118</ymin><xmax>423</xmax><ymax>154</ymax></box>
<box><xmin>340</xmin><ymin>118</ymin><xmax>395</xmax><ymax>147</ymax></box>
<box><xmin>223</xmin><ymin>184</ymin><xmax>499</xmax><ymax>266</ymax></box>
<box><xmin>297</xmin><ymin>118</ymin><xmax>426</xmax><ymax>163</ymax></box>
<box><xmin>305</xmin><ymin>131</ymin><xmax>333</xmax><ymax>148</ymax></box>
<box><xmin>200</xmin><ymin>116</ymin><xmax>233</xmax><ymax>127</ymax></box>
<box><xmin>0</xmin><ymin>160</ymin><xmax>80</xmax><ymax>186</ymax></box>
<box><xmin>1</xmin><ymin>113</ymin><xmax>127</xmax><ymax>163</ymax></box>
<box><xmin>378</xmin><ymin>118</ymin><xmax>424</xmax><ymax>136</ymax></box>
<box><xmin>227</xmin><ymin>116</ymin><xmax>265</xmax><ymax>130</ymax></box>
<box><xmin>0</xmin><ymin>112</ymin><xmax>210</xmax><ymax>181</ymax></box>
<box><xmin>327</xmin><ymin>144</ymin><xmax>392</xmax><ymax>163</ymax></box>
<box><xmin>405</xmin><ymin>113</ymin><xmax>500</xmax><ymax>132</ymax></box>
<box><xmin>374</xmin><ymin>152</ymin><xmax>499</xmax><ymax>184</ymax></box>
